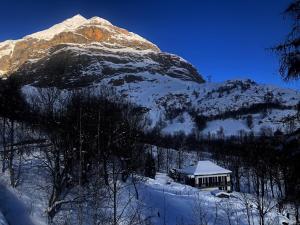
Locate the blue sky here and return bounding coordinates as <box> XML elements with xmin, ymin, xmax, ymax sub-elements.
<box><xmin>0</xmin><ymin>0</ymin><xmax>299</xmax><ymax>90</ymax></box>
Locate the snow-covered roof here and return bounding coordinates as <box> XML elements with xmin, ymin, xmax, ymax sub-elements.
<box><xmin>211</xmin><ymin>190</ymin><xmax>231</xmax><ymax>197</ymax></box>
<box><xmin>178</xmin><ymin>161</ymin><xmax>232</xmax><ymax>176</ymax></box>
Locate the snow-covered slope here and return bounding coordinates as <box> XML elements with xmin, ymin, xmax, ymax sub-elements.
<box><xmin>96</xmin><ymin>75</ymin><xmax>300</xmax><ymax>136</ymax></box>
<box><xmin>22</xmin><ymin>75</ymin><xmax>300</xmax><ymax>137</ymax></box>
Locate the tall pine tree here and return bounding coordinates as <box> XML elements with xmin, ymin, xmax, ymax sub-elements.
<box><xmin>274</xmin><ymin>0</ymin><xmax>300</xmax><ymax>81</ymax></box>
<box><xmin>144</xmin><ymin>153</ymin><xmax>156</xmax><ymax>179</ymax></box>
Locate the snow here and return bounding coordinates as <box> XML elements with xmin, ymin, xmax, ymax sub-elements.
<box><xmin>274</xmin><ymin>215</ymin><xmax>291</xmax><ymax>225</ymax></box>
<box><xmin>202</xmin><ymin>109</ymin><xmax>300</xmax><ymax>137</ymax></box>
<box><xmin>47</xmin><ymin>42</ymin><xmax>157</xmax><ymax>59</ymax></box>
<box><xmin>0</xmin><ymin>182</ymin><xmax>37</xmax><ymax>225</ymax></box>
<box><xmin>0</xmin><ymin>137</ymin><xmax>294</xmax><ymax>225</ymax></box>
<box><xmin>0</xmin><ymin>71</ymin><xmax>7</xmax><ymax>76</ymax></box>
<box><xmin>0</xmin><ymin>40</ymin><xmax>16</xmax><ymax>58</ymax></box>
<box><xmin>211</xmin><ymin>189</ymin><xmax>231</xmax><ymax>197</ymax></box>
<box><xmin>25</xmin><ymin>14</ymin><xmax>88</xmax><ymax>40</ymax></box>
<box><xmin>203</xmin><ymin>118</ymin><xmax>250</xmax><ymax>137</ymax></box>
<box><xmin>139</xmin><ymin>173</ymin><xmax>284</xmax><ymax>225</ymax></box>
<box><xmin>0</xmin><ymin>212</ymin><xmax>8</xmax><ymax>225</ymax></box>
<box><xmin>21</xmin><ymin>70</ymin><xmax>300</xmax><ymax>136</ymax></box>
<box><xmin>88</xmin><ymin>16</ymin><xmax>112</xmax><ymax>26</ymax></box>
<box><xmin>102</xmin><ymin>74</ymin><xmax>299</xmax><ymax>135</ymax></box>
<box><xmin>0</xmin><ymin>14</ymin><xmax>159</xmax><ymax>60</ymax></box>
<box><xmin>21</xmin><ymin>85</ymin><xmax>70</xmax><ymax>112</ymax></box>
<box><xmin>178</xmin><ymin>161</ymin><xmax>232</xmax><ymax>176</ymax></box>
<box><xmin>161</xmin><ymin>112</ymin><xmax>195</xmax><ymax>135</ymax></box>
<box><xmin>140</xmin><ymin>173</ymin><xmax>201</xmax><ymax>225</ymax></box>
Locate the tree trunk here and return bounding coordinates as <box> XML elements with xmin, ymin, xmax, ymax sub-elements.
<box><xmin>295</xmin><ymin>203</ymin><xmax>299</xmax><ymax>224</ymax></box>
<box><xmin>269</xmin><ymin>171</ymin><xmax>274</xmax><ymax>198</ymax></box>
<box><xmin>9</xmin><ymin>120</ymin><xmax>15</xmax><ymax>187</ymax></box>
<box><xmin>78</xmin><ymin>107</ymin><xmax>83</xmax><ymax>225</ymax></box>
<box><xmin>113</xmin><ymin>160</ymin><xmax>117</xmax><ymax>225</ymax></box>
<box><xmin>113</xmin><ymin>180</ymin><xmax>117</xmax><ymax>225</ymax></box>
<box><xmin>47</xmin><ymin>148</ymin><xmax>63</xmax><ymax>222</ymax></box>
<box><xmin>1</xmin><ymin>117</ymin><xmax>7</xmax><ymax>173</ymax></box>
<box><xmin>234</xmin><ymin>165</ymin><xmax>240</xmax><ymax>192</ymax></box>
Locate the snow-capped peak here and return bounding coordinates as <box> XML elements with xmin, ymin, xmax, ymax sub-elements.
<box><xmin>24</xmin><ymin>14</ymin><xmax>89</xmax><ymax>40</ymax></box>
<box><xmin>64</xmin><ymin>14</ymin><xmax>88</xmax><ymax>24</ymax></box>
<box><xmin>89</xmin><ymin>16</ymin><xmax>112</xmax><ymax>26</ymax></box>
<box><xmin>23</xmin><ymin>14</ymin><xmax>115</xmax><ymax>41</ymax></box>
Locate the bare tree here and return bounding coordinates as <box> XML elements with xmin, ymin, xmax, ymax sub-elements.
<box><xmin>0</xmin><ymin>117</ymin><xmax>7</xmax><ymax>173</ymax></box>
<box><xmin>192</xmin><ymin>194</ymin><xmax>220</xmax><ymax>225</ymax></box>
<box><xmin>7</xmin><ymin>119</ymin><xmax>15</xmax><ymax>187</ymax></box>
<box><xmin>238</xmin><ymin>193</ymin><xmax>255</xmax><ymax>225</ymax></box>
<box><xmin>252</xmin><ymin>170</ymin><xmax>277</xmax><ymax>225</ymax></box>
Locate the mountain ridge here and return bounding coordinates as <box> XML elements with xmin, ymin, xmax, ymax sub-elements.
<box><xmin>1</xmin><ymin>15</ymin><xmax>299</xmax><ymax>136</ymax></box>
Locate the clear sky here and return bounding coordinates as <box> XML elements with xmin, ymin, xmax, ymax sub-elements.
<box><xmin>0</xmin><ymin>0</ymin><xmax>299</xmax><ymax>90</ymax></box>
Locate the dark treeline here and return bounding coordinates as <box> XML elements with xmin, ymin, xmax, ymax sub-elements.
<box><xmin>0</xmin><ymin>77</ymin><xmax>31</xmax><ymax>121</ymax></box>
<box><xmin>0</xmin><ymin>77</ymin><xmax>35</xmax><ymax>188</ymax></box>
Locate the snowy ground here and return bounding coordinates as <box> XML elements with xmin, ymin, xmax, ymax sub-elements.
<box><xmin>0</xmin><ymin>146</ymin><xmax>292</xmax><ymax>225</ymax></box>
<box><xmin>0</xmin><ymin>160</ymin><xmax>47</xmax><ymax>225</ymax></box>
<box><xmin>0</xmin><ymin>182</ymin><xmax>36</xmax><ymax>225</ymax></box>
<box><xmin>202</xmin><ymin>109</ymin><xmax>299</xmax><ymax>137</ymax></box>
<box><xmin>140</xmin><ymin>173</ymin><xmax>290</xmax><ymax>225</ymax></box>
<box><xmin>0</xmin><ymin>211</ymin><xmax>8</xmax><ymax>225</ymax></box>
<box><xmin>0</xmin><ymin>168</ymin><xmax>292</xmax><ymax>225</ymax></box>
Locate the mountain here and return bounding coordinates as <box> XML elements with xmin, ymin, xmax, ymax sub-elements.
<box><xmin>1</xmin><ymin>15</ymin><xmax>299</xmax><ymax>136</ymax></box>
<box><xmin>0</xmin><ymin>15</ymin><xmax>202</xmax><ymax>84</ymax></box>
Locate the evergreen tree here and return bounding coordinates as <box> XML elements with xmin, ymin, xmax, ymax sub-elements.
<box><xmin>297</xmin><ymin>100</ymin><xmax>300</xmax><ymax>120</ymax></box>
<box><xmin>144</xmin><ymin>153</ymin><xmax>156</xmax><ymax>178</ymax></box>
<box><xmin>274</xmin><ymin>0</ymin><xmax>300</xmax><ymax>81</ymax></box>
<box><xmin>246</xmin><ymin>114</ymin><xmax>253</xmax><ymax>129</ymax></box>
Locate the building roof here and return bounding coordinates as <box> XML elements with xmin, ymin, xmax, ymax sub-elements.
<box><xmin>178</xmin><ymin>160</ymin><xmax>232</xmax><ymax>176</ymax></box>
<box><xmin>211</xmin><ymin>190</ymin><xmax>231</xmax><ymax>197</ymax></box>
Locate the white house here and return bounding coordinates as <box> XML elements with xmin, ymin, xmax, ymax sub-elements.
<box><xmin>173</xmin><ymin>160</ymin><xmax>232</xmax><ymax>192</ymax></box>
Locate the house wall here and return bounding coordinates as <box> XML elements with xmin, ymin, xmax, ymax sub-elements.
<box><xmin>194</xmin><ymin>173</ymin><xmax>231</xmax><ymax>191</ymax></box>
<box><xmin>194</xmin><ymin>174</ymin><xmax>230</xmax><ymax>184</ymax></box>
